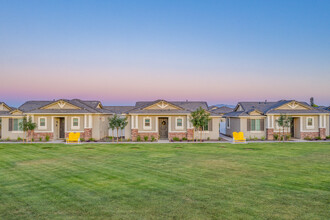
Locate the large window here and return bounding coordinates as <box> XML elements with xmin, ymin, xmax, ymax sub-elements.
<box><xmin>13</xmin><ymin>118</ymin><xmax>23</xmax><ymax>131</ymax></box>
<box><xmin>175</xmin><ymin>117</ymin><xmax>183</xmax><ymax>129</ymax></box>
<box><xmin>72</xmin><ymin>117</ymin><xmax>80</xmax><ymax>129</ymax></box>
<box><xmin>39</xmin><ymin>117</ymin><xmax>46</xmax><ymax>129</ymax></box>
<box><xmin>248</xmin><ymin>119</ymin><xmax>264</xmax><ymax>131</ymax></box>
<box><xmin>143</xmin><ymin>117</ymin><xmax>151</xmax><ymax>129</ymax></box>
<box><xmin>306</xmin><ymin>117</ymin><xmax>314</xmax><ymax>128</ymax></box>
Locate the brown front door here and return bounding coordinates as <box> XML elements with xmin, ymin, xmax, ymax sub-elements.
<box><xmin>59</xmin><ymin>118</ymin><xmax>65</xmax><ymax>139</ymax></box>
<box><xmin>159</xmin><ymin>117</ymin><xmax>168</xmax><ymax>139</ymax></box>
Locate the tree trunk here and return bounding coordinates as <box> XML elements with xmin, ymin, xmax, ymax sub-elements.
<box><xmin>116</xmin><ymin>128</ymin><xmax>119</xmax><ymax>143</ymax></box>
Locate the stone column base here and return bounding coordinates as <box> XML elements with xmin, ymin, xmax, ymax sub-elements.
<box><xmin>319</xmin><ymin>128</ymin><xmax>326</xmax><ymax>139</ymax></box>
<box><xmin>131</xmin><ymin>129</ymin><xmax>138</xmax><ymax>141</ymax></box>
<box><xmin>187</xmin><ymin>129</ymin><xmax>194</xmax><ymax>140</ymax></box>
<box><xmin>266</xmin><ymin>128</ymin><xmax>274</xmax><ymax>140</ymax></box>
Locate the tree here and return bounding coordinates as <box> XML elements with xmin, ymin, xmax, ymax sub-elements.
<box><xmin>109</xmin><ymin>114</ymin><xmax>128</xmax><ymax>143</ymax></box>
<box><xmin>275</xmin><ymin>114</ymin><xmax>292</xmax><ymax>142</ymax></box>
<box><xmin>190</xmin><ymin>107</ymin><xmax>210</xmax><ymax>141</ymax></box>
<box><xmin>19</xmin><ymin>116</ymin><xmax>37</xmax><ymax>142</ymax></box>
<box><xmin>310</xmin><ymin>97</ymin><xmax>314</xmax><ymax>106</ymax></box>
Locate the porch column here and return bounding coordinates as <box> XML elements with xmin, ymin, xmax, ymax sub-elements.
<box><xmin>266</xmin><ymin>115</ymin><xmax>274</xmax><ymax>140</ymax></box>
<box><xmin>319</xmin><ymin>115</ymin><xmax>326</xmax><ymax>139</ymax></box>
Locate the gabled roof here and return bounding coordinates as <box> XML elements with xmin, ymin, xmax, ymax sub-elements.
<box><xmin>126</xmin><ymin>100</ymin><xmax>217</xmax><ymax>115</ymax></box>
<box><xmin>224</xmin><ymin>100</ymin><xmax>329</xmax><ymax>117</ymax></box>
<box><xmin>17</xmin><ymin>99</ymin><xmax>114</xmax><ymax>114</ymax></box>
<box><xmin>102</xmin><ymin>106</ymin><xmax>136</xmax><ymax>114</ymax></box>
<box><xmin>209</xmin><ymin>106</ymin><xmax>233</xmax><ymax>114</ymax></box>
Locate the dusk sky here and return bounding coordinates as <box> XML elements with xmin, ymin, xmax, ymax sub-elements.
<box><xmin>1</xmin><ymin>0</ymin><xmax>330</xmax><ymax>107</ymax></box>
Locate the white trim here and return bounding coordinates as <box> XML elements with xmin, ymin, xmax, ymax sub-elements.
<box><xmin>84</xmin><ymin>115</ymin><xmax>87</xmax><ymax>128</ymax></box>
<box><xmin>306</xmin><ymin>117</ymin><xmax>314</xmax><ymax>129</ymax></box>
<box><xmin>51</xmin><ymin>116</ymin><xmax>54</xmax><ymax>132</ymax></box>
<box><xmin>89</xmin><ymin>115</ymin><xmax>93</xmax><ymax>128</ymax></box>
<box><xmin>175</xmin><ymin>117</ymin><xmax>184</xmax><ymax>130</ymax></box>
<box><xmin>143</xmin><ymin>117</ymin><xmax>151</xmax><ymax>130</ymax></box>
<box><xmin>72</xmin><ymin>117</ymin><xmax>80</xmax><ymax>129</ymax></box>
<box><xmin>156</xmin><ymin>116</ymin><xmax>159</xmax><ymax>132</ymax></box>
<box><xmin>38</xmin><ymin>117</ymin><xmax>47</xmax><ymax>130</ymax></box>
<box><xmin>135</xmin><ymin>116</ymin><xmax>138</xmax><ymax>129</ymax></box>
<box><xmin>168</xmin><ymin>116</ymin><xmax>172</xmax><ymax>132</ymax></box>
<box><xmin>131</xmin><ymin>116</ymin><xmax>134</xmax><ymax>129</ymax></box>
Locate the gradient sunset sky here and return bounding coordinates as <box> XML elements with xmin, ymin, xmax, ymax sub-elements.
<box><xmin>1</xmin><ymin>0</ymin><xmax>330</xmax><ymax>107</ymax></box>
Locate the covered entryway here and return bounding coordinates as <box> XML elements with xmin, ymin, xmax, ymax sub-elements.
<box><xmin>54</xmin><ymin>117</ymin><xmax>65</xmax><ymax>139</ymax></box>
<box><xmin>158</xmin><ymin>117</ymin><xmax>168</xmax><ymax>139</ymax></box>
<box><xmin>220</xmin><ymin>120</ymin><xmax>226</xmax><ymax>134</ymax></box>
<box><xmin>291</xmin><ymin>117</ymin><xmax>301</xmax><ymax>139</ymax></box>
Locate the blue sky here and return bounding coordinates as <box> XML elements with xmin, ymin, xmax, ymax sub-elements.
<box><xmin>1</xmin><ymin>0</ymin><xmax>330</xmax><ymax>107</ymax></box>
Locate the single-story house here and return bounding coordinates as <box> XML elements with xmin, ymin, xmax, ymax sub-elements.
<box><xmin>105</xmin><ymin>100</ymin><xmax>222</xmax><ymax>141</ymax></box>
<box><xmin>224</xmin><ymin>100</ymin><xmax>329</xmax><ymax>140</ymax></box>
<box><xmin>209</xmin><ymin>106</ymin><xmax>233</xmax><ymax>134</ymax></box>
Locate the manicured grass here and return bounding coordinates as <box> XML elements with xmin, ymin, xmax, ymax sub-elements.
<box><xmin>0</xmin><ymin>142</ymin><xmax>329</xmax><ymax>219</ymax></box>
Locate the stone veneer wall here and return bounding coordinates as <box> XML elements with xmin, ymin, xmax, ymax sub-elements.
<box><xmin>131</xmin><ymin>129</ymin><xmax>138</xmax><ymax>141</ymax></box>
<box><xmin>33</xmin><ymin>132</ymin><xmax>54</xmax><ymax>140</ymax></box>
<box><xmin>319</xmin><ymin>128</ymin><xmax>326</xmax><ymax>139</ymax></box>
<box><xmin>300</xmin><ymin>132</ymin><xmax>320</xmax><ymax>139</ymax></box>
<box><xmin>187</xmin><ymin>129</ymin><xmax>194</xmax><ymax>140</ymax></box>
<box><xmin>266</xmin><ymin>128</ymin><xmax>274</xmax><ymax>140</ymax></box>
<box><xmin>168</xmin><ymin>132</ymin><xmax>187</xmax><ymax>140</ymax></box>
<box><xmin>65</xmin><ymin>128</ymin><xmax>93</xmax><ymax>140</ymax></box>
<box><xmin>138</xmin><ymin>132</ymin><xmax>158</xmax><ymax>141</ymax></box>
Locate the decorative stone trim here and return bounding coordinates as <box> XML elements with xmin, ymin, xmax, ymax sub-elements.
<box><xmin>301</xmin><ymin>132</ymin><xmax>320</xmax><ymax>139</ymax></box>
<box><xmin>187</xmin><ymin>129</ymin><xmax>194</xmax><ymax>140</ymax></box>
<box><xmin>138</xmin><ymin>132</ymin><xmax>158</xmax><ymax>141</ymax></box>
<box><xmin>131</xmin><ymin>129</ymin><xmax>138</xmax><ymax>141</ymax></box>
<box><xmin>266</xmin><ymin>128</ymin><xmax>274</xmax><ymax>140</ymax></box>
<box><xmin>169</xmin><ymin>132</ymin><xmax>187</xmax><ymax>140</ymax></box>
<box><xmin>33</xmin><ymin>132</ymin><xmax>54</xmax><ymax>140</ymax></box>
<box><xmin>319</xmin><ymin>128</ymin><xmax>326</xmax><ymax>139</ymax></box>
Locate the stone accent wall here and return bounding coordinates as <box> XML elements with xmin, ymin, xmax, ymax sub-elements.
<box><xmin>83</xmin><ymin>128</ymin><xmax>92</xmax><ymax>140</ymax></box>
<box><xmin>187</xmin><ymin>129</ymin><xmax>194</xmax><ymax>140</ymax></box>
<box><xmin>138</xmin><ymin>132</ymin><xmax>158</xmax><ymax>141</ymax></box>
<box><xmin>131</xmin><ymin>129</ymin><xmax>138</xmax><ymax>141</ymax></box>
<box><xmin>300</xmin><ymin>132</ymin><xmax>320</xmax><ymax>139</ymax></box>
<box><xmin>33</xmin><ymin>132</ymin><xmax>54</xmax><ymax>141</ymax></box>
<box><xmin>266</xmin><ymin>128</ymin><xmax>274</xmax><ymax>140</ymax></box>
<box><xmin>319</xmin><ymin>128</ymin><xmax>326</xmax><ymax>139</ymax></box>
<box><xmin>169</xmin><ymin>132</ymin><xmax>187</xmax><ymax>140</ymax></box>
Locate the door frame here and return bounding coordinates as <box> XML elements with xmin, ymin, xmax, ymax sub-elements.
<box><xmin>158</xmin><ymin>117</ymin><xmax>169</xmax><ymax>139</ymax></box>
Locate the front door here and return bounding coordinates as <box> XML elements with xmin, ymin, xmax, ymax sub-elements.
<box><xmin>158</xmin><ymin>118</ymin><xmax>168</xmax><ymax>139</ymax></box>
<box><xmin>290</xmin><ymin>118</ymin><xmax>294</xmax><ymax>138</ymax></box>
<box><xmin>59</xmin><ymin>118</ymin><xmax>65</xmax><ymax>139</ymax></box>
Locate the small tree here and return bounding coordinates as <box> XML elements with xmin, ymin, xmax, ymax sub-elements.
<box><xmin>190</xmin><ymin>107</ymin><xmax>210</xmax><ymax>141</ymax></box>
<box><xmin>109</xmin><ymin>115</ymin><xmax>128</xmax><ymax>143</ymax></box>
<box><xmin>19</xmin><ymin>116</ymin><xmax>37</xmax><ymax>142</ymax></box>
<box><xmin>276</xmin><ymin>114</ymin><xmax>292</xmax><ymax>142</ymax></box>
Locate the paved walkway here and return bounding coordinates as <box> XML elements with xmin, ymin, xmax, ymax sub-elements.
<box><xmin>219</xmin><ymin>133</ymin><xmax>233</xmax><ymax>142</ymax></box>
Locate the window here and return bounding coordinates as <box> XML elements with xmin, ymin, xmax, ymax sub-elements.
<box><xmin>203</xmin><ymin>123</ymin><xmax>209</xmax><ymax>131</ymax></box>
<box><xmin>13</xmin><ymin>118</ymin><xmax>23</xmax><ymax>131</ymax></box>
<box><xmin>248</xmin><ymin>119</ymin><xmax>264</xmax><ymax>131</ymax></box>
<box><xmin>306</xmin><ymin>117</ymin><xmax>314</xmax><ymax>128</ymax></box>
<box><xmin>175</xmin><ymin>117</ymin><xmax>183</xmax><ymax>129</ymax></box>
<box><xmin>39</xmin><ymin>117</ymin><xmax>46</xmax><ymax>129</ymax></box>
<box><xmin>227</xmin><ymin>118</ymin><xmax>230</xmax><ymax>129</ymax></box>
<box><xmin>72</xmin><ymin>117</ymin><xmax>80</xmax><ymax>129</ymax></box>
<box><xmin>143</xmin><ymin>117</ymin><xmax>151</xmax><ymax>129</ymax></box>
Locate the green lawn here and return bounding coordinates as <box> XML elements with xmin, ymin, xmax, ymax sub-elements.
<box><xmin>0</xmin><ymin>142</ymin><xmax>329</xmax><ymax>220</ymax></box>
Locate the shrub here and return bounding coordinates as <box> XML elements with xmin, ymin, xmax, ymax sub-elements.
<box><xmin>80</xmin><ymin>138</ymin><xmax>85</xmax><ymax>142</ymax></box>
<box><xmin>273</xmin><ymin>134</ymin><xmax>278</xmax><ymax>140</ymax></box>
<box><xmin>137</xmin><ymin>136</ymin><xmax>141</xmax><ymax>142</ymax></box>
<box><xmin>315</xmin><ymin>136</ymin><xmax>321</xmax><ymax>140</ymax></box>
<box><xmin>151</xmin><ymin>136</ymin><xmax>155</xmax><ymax>142</ymax></box>
<box><xmin>144</xmin><ymin>136</ymin><xmax>149</xmax><ymax>142</ymax></box>
<box><xmin>207</xmin><ymin>137</ymin><xmax>210</xmax><ymax>141</ymax></box>
<box><xmin>45</xmin><ymin>135</ymin><xmax>50</xmax><ymax>142</ymax></box>
<box><xmin>6</xmin><ymin>137</ymin><xmax>10</xmax><ymax>141</ymax></box>
<box><xmin>32</xmin><ymin>138</ymin><xmax>34</xmax><ymax>142</ymax></box>
<box><xmin>218</xmin><ymin>137</ymin><xmax>222</xmax><ymax>141</ymax></box>
<box><xmin>17</xmin><ymin>137</ymin><xmax>22</xmax><ymax>141</ymax></box>
<box><xmin>39</xmin><ymin>137</ymin><xmax>42</xmax><ymax>141</ymax></box>
<box><xmin>261</xmin><ymin>136</ymin><xmax>265</xmax><ymax>141</ymax></box>
<box><xmin>326</xmin><ymin>136</ymin><xmax>330</xmax><ymax>139</ymax></box>
<box><xmin>304</xmin><ymin>136</ymin><xmax>312</xmax><ymax>140</ymax></box>
<box><xmin>89</xmin><ymin>138</ymin><xmax>95</xmax><ymax>142</ymax></box>
<box><xmin>126</xmin><ymin>138</ymin><xmax>131</xmax><ymax>142</ymax></box>
<box><xmin>286</xmin><ymin>134</ymin><xmax>291</xmax><ymax>140</ymax></box>
<box><xmin>182</xmin><ymin>137</ymin><xmax>187</xmax><ymax>141</ymax></box>
<box><xmin>254</xmin><ymin>137</ymin><xmax>258</xmax><ymax>141</ymax></box>
<box><xmin>172</xmin><ymin>137</ymin><xmax>180</xmax><ymax>142</ymax></box>
<box><xmin>109</xmin><ymin>136</ymin><xmax>113</xmax><ymax>140</ymax></box>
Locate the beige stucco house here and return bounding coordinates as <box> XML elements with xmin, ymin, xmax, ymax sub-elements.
<box><xmin>104</xmin><ymin>100</ymin><xmax>222</xmax><ymax>141</ymax></box>
<box><xmin>224</xmin><ymin>100</ymin><xmax>329</xmax><ymax>140</ymax></box>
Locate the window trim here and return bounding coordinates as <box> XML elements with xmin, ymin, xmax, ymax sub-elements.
<box><xmin>13</xmin><ymin>118</ymin><xmax>23</xmax><ymax>132</ymax></box>
<box><xmin>38</xmin><ymin>117</ymin><xmax>47</xmax><ymax>129</ymax></box>
<box><xmin>143</xmin><ymin>117</ymin><xmax>151</xmax><ymax>130</ymax></box>
<box><xmin>227</xmin><ymin>118</ymin><xmax>230</xmax><ymax>129</ymax></box>
<box><xmin>175</xmin><ymin>117</ymin><xmax>184</xmax><ymax>130</ymax></box>
<box><xmin>72</xmin><ymin>117</ymin><xmax>80</xmax><ymax>129</ymax></box>
<box><xmin>306</xmin><ymin>117</ymin><xmax>314</xmax><ymax>129</ymax></box>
